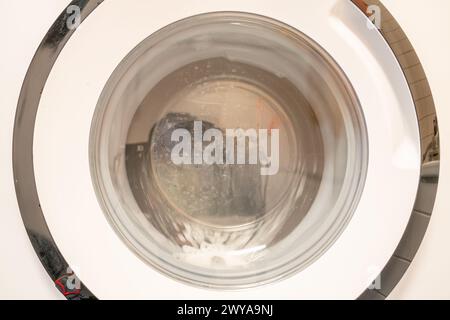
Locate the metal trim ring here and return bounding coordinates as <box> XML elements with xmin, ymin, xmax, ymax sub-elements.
<box><xmin>13</xmin><ymin>0</ymin><xmax>103</xmax><ymax>300</ymax></box>
<box><xmin>13</xmin><ymin>0</ymin><xmax>439</xmax><ymax>300</ymax></box>
<box><xmin>351</xmin><ymin>0</ymin><xmax>440</xmax><ymax>300</ymax></box>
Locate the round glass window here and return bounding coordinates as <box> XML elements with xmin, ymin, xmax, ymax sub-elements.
<box><xmin>90</xmin><ymin>12</ymin><xmax>368</xmax><ymax>289</ymax></box>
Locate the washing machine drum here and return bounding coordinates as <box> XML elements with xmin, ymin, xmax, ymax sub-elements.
<box><xmin>14</xmin><ymin>0</ymin><xmax>439</xmax><ymax>299</ymax></box>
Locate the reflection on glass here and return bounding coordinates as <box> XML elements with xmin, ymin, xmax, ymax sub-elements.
<box><xmin>90</xmin><ymin>13</ymin><xmax>368</xmax><ymax>289</ymax></box>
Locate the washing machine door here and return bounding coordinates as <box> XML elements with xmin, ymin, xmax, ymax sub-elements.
<box><xmin>14</xmin><ymin>0</ymin><xmax>439</xmax><ymax>299</ymax></box>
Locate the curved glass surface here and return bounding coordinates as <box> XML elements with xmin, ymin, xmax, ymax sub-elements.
<box><xmin>90</xmin><ymin>12</ymin><xmax>368</xmax><ymax>289</ymax></box>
